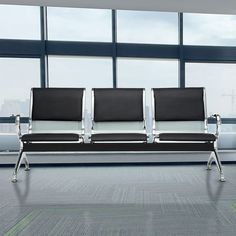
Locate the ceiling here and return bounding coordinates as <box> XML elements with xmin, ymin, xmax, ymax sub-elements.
<box><xmin>0</xmin><ymin>0</ymin><xmax>236</xmax><ymax>15</ymax></box>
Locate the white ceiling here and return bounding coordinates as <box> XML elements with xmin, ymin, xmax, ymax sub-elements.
<box><xmin>0</xmin><ymin>0</ymin><xmax>236</xmax><ymax>15</ymax></box>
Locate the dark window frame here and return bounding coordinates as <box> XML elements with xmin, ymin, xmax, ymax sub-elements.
<box><xmin>0</xmin><ymin>9</ymin><xmax>236</xmax><ymax>124</ymax></box>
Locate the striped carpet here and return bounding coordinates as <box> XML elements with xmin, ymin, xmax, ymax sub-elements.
<box><xmin>1</xmin><ymin>164</ymin><xmax>236</xmax><ymax>235</ymax></box>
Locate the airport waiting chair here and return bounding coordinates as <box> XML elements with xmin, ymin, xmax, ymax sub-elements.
<box><xmin>90</xmin><ymin>88</ymin><xmax>148</xmax><ymax>143</ymax></box>
<box><xmin>12</xmin><ymin>88</ymin><xmax>85</xmax><ymax>182</ymax></box>
<box><xmin>152</xmin><ymin>87</ymin><xmax>225</xmax><ymax>181</ymax></box>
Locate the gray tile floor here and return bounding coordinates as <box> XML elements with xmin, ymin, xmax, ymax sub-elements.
<box><xmin>1</xmin><ymin>164</ymin><xmax>236</xmax><ymax>235</ymax></box>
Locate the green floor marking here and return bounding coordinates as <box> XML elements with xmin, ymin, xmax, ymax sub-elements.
<box><xmin>4</xmin><ymin>210</ymin><xmax>40</xmax><ymax>236</ymax></box>
<box><xmin>230</xmin><ymin>203</ymin><xmax>236</xmax><ymax>212</ymax></box>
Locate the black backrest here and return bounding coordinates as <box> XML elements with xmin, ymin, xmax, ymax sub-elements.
<box><xmin>32</xmin><ymin>88</ymin><xmax>84</xmax><ymax>121</ymax></box>
<box><xmin>153</xmin><ymin>88</ymin><xmax>205</xmax><ymax>121</ymax></box>
<box><xmin>93</xmin><ymin>88</ymin><xmax>144</xmax><ymax>122</ymax></box>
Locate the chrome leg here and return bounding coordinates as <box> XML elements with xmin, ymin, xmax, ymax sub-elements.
<box><xmin>206</xmin><ymin>152</ymin><xmax>214</xmax><ymax>170</ymax></box>
<box><xmin>11</xmin><ymin>149</ymin><xmax>24</xmax><ymax>183</ymax></box>
<box><xmin>23</xmin><ymin>153</ymin><xmax>30</xmax><ymax>171</ymax></box>
<box><xmin>213</xmin><ymin>149</ymin><xmax>225</xmax><ymax>182</ymax></box>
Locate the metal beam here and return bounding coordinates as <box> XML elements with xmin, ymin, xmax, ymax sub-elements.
<box><xmin>0</xmin><ymin>39</ymin><xmax>43</xmax><ymax>57</ymax></box>
<box><xmin>179</xmin><ymin>13</ymin><xmax>185</xmax><ymax>88</ymax></box>
<box><xmin>112</xmin><ymin>9</ymin><xmax>117</xmax><ymax>88</ymax></box>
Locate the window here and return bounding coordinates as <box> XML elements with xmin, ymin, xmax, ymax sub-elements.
<box><xmin>48</xmin><ymin>56</ymin><xmax>113</xmax><ymax>88</ymax></box>
<box><xmin>118</xmin><ymin>58</ymin><xmax>178</xmax><ymax>88</ymax></box>
<box><xmin>0</xmin><ymin>5</ymin><xmax>40</xmax><ymax>40</ymax></box>
<box><xmin>0</xmin><ymin>58</ymin><xmax>40</xmax><ymax>134</ymax></box>
<box><xmin>47</xmin><ymin>7</ymin><xmax>112</xmax><ymax>42</ymax></box>
<box><xmin>186</xmin><ymin>63</ymin><xmax>236</xmax><ymax>118</ymax></box>
<box><xmin>0</xmin><ymin>123</ymin><xmax>28</xmax><ymax>134</ymax></box>
<box><xmin>117</xmin><ymin>10</ymin><xmax>178</xmax><ymax>44</ymax></box>
<box><xmin>183</xmin><ymin>13</ymin><xmax>236</xmax><ymax>46</ymax></box>
<box><xmin>0</xmin><ymin>58</ymin><xmax>40</xmax><ymax>118</ymax></box>
<box><xmin>48</xmin><ymin>56</ymin><xmax>113</xmax><ymax>113</ymax></box>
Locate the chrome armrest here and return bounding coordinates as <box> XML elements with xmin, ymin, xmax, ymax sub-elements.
<box><xmin>15</xmin><ymin>114</ymin><xmax>22</xmax><ymax>139</ymax></box>
<box><xmin>211</xmin><ymin>113</ymin><xmax>222</xmax><ymax>138</ymax></box>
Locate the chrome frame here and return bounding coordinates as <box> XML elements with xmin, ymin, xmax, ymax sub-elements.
<box><xmin>211</xmin><ymin>114</ymin><xmax>221</xmax><ymax>138</ymax></box>
<box><xmin>151</xmin><ymin>89</ymin><xmax>157</xmax><ymax>137</ymax></box>
<box><xmin>142</xmin><ymin>89</ymin><xmax>147</xmax><ymax>135</ymax></box>
<box><xmin>12</xmin><ymin>114</ymin><xmax>30</xmax><ymax>183</ymax></box>
<box><xmin>206</xmin><ymin>113</ymin><xmax>224</xmax><ymax>181</ymax></box>
<box><xmin>28</xmin><ymin>88</ymin><xmax>33</xmax><ymax>134</ymax></box>
<box><xmin>11</xmin><ymin>88</ymin><xmax>86</xmax><ymax>182</ymax></box>
<box><xmin>151</xmin><ymin>87</ymin><xmax>225</xmax><ymax>182</ymax></box>
<box><xmin>91</xmin><ymin>88</ymin><xmax>95</xmax><ymax>135</ymax></box>
<box><xmin>81</xmin><ymin>88</ymin><xmax>86</xmax><ymax>137</ymax></box>
<box><xmin>203</xmin><ymin>88</ymin><xmax>208</xmax><ymax>133</ymax></box>
<box><xmin>91</xmin><ymin>88</ymin><xmax>147</xmax><ymax>143</ymax></box>
<box><xmin>15</xmin><ymin>114</ymin><xmax>22</xmax><ymax>139</ymax></box>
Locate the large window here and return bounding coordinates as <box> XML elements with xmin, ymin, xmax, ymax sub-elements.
<box><xmin>1</xmin><ymin>4</ymin><xmax>236</xmax><ymax>149</ymax></box>
<box><xmin>183</xmin><ymin>13</ymin><xmax>236</xmax><ymax>46</ymax></box>
<box><xmin>47</xmin><ymin>7</ymin><xmax>112</xmax><ymax>42</ymax></box>
<box><xmin>48</xmin><ymin>56</ymin><xmax>113</xmax><ymax>88</ymax></box>
<box><xmin>0</xmin><ymin>5</ymin><xmax>40</xmax><ymax>40</ymax></box>
<box><xmin>0</xmin><ymin>58</ymin><xmax>40</xmax><ymax>117</ymax></box>
<box><xmin>0</xmin><ymin>58</ymin><xmax>40</xmax><ymax>133</ymax></box>
<box><xmin>48</xmin><ymin>56</ymin><xmax>113</xmax><ymax>112</ymax></box>
<box><xmin>186</xmin><ymin>63</ymin><xmax>236</xmax><ymax>118</ymax></box>
<box><xmin>117</xmin><ymin>10</ymin><xmax>178</xmax><ymax>44</ymax></box>
<box><xmin>118</xmin><ymin>58</ymin><xmax>178</xmax><ymax>88</ymax></box>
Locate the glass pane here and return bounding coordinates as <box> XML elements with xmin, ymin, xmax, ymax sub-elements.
<box><xmin>0</xmin><ymin>123</ymin><xmax>28</xmax><ymax>134</ymax></box>
<box><xmin>117</xmin><ymin>10</ymin><xmax>178</xmax><ymax>44</ymax></box>
<box><xmin>184</xmin><ymin>13</ymin><xmax>236</xmax><ymax>46</ymax></box>
<box><xmin>48</xmin><ymin>56</ymin><xmax>113</xmax><ymax>119</ymax></box>
<box><xmin>118</xmin><ymin>58</ymin><xmax>178</xmax><ymax>88</ymax></box>
<box><xmin>48</xmin><ymin>56</ymin><xmax>113</xmax><ymax>88</ymax></box>
<box><xmin>186</xmin><ymin>63</ymin><xmax>236</xmax><ymax>118</ymax></box>
<box><xmin>47</xmin><ymin>7</ymin><xmax>112</xmax><ymax>42</ymax></box>
<box><xmin>0</xmin><ymin>5</ymin><xmax>40</xmax><ymax>40</ymax></box>
<box><xmin>0</xmin><ymin>58</ymin><xmax>40</xmax><ymax>117</ymax></box>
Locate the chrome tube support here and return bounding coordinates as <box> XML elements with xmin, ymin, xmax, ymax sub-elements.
<box><xmin>206</xmin><ymin>113</ymin><xmax>224</xmax><ymax>181</ymax></box>
<box><xmin>15</xmin><ymin>114</ymin><xmax>22</xmax><ymax>139</ymax></box>
<box><xmin>12</xmin><ymin>140</ymin><xmax>31</xmax><ymax>183</ymax></box>
<box><xmin>213</xmin><ymin>149</ymin><xmax>225</xmax><ymax>182</ymax></box>
<box><xmin>11</xmin><ymin>142</ymin><xmax>23</xmax><ymax>183</ymax></box>
<box><xmin>206</xmin><ymin>152</ymin><xmax>214</xmax><ymax>170</ymax></box>
<box><xmin>211</xmin><ymin>114</ymin><xmax>221</xmax><ymax>138</ymax></box>
<box><xmin>12</xmin><ymin>114</ymin><xmax>30</xmax><ymax>183</ymax></box>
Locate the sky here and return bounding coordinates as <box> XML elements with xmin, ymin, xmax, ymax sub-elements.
<box><xmin>1</xmin><ymin>5</ymin><xmax>236</xmax><ymax>120</ymax></box>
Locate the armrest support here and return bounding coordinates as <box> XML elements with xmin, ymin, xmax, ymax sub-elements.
<box><xmin>211</xmin><ymin>113</ymin><xmax>221</xmax><ymax>138</ymax></box>
<box><xmin>15</xmin><ymin>114</ymin><xmax>22</xmax><ymax>139</ymax></box>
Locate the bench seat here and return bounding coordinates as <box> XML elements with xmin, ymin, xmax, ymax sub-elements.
<box><xmin>21</xmin><ymin>133</ymin><xmax>81</xmax><ymax>142</ymax></box>
<box><xmin>159</xmin><ymin>133</ymin><xmax>216</xmax><ymax>142</ymax></box>
<box><xmin>91</xmin><ymin>133</ymin><xmax>147</xmax><ymax>142</ymax></box>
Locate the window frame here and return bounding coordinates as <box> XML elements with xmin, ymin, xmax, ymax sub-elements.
<box><xmin>0</xmin><ymin>8</ymin><xmax>236</xmax><ymax>126</ymax></box>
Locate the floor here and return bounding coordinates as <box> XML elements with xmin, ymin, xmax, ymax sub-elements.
<box><xmin>1</xmin><ymin>164</ymin><xmax>236</xmax><ymax>236</ymax></box>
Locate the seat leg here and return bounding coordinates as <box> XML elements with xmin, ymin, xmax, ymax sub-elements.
<box><xmin>11</xmin><ymin>149</ymin><xmax>24</xmax><ymax>183</ymax></box>
<box><xmin>213</xmin><ymin>149</ymin><xmax>225</xmax><ymax>182</ymax></box>
<box><xmin>23</xmin><ymin>153</ymin><xmax>30</xmax><ymax>171</ymax></box>
<box><xmin>206</xmin><ymin>152</ymin><xmax>214</xmax><ymax>170</ymax></box>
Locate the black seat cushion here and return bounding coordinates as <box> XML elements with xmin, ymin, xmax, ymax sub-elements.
<box><xmin>158</xmin><ymin>133</ymin><xmax>216</xmax><ymax>142</ymax></box>
<box><xmin>22</xmin><ymin>133</ymin><xmax>81</xmax><ymax>142</ymax></box>
<box><xmin>91</xmin><ymin>133</ymin><xmax>147</xmax><ymax>142</ymax></box>
<box><xmin>153</xmin><ymin>88</ymin><xmax>205</xmax><ymax>121</ymax></box>
<box><xmin>93</xmin><ymin>88</ymin><xmax>144</xmax><ymax>122</ymax></box>
<box><xmin>32</xmin><ymin>88</ymin><xmax>84</xmax><ymax>121</ymax></box>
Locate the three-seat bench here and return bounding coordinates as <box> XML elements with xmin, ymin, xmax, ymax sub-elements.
<box><xmin>12</xmin><ymin>87</ymin><xmax>224</xmax><ymax>183</ymax></box>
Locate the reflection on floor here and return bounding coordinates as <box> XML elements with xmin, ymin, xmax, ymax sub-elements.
<box><xmin>1</xmin><ymin>165</ymin><xmax>236</xmax><ymax>235</ymax></box>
